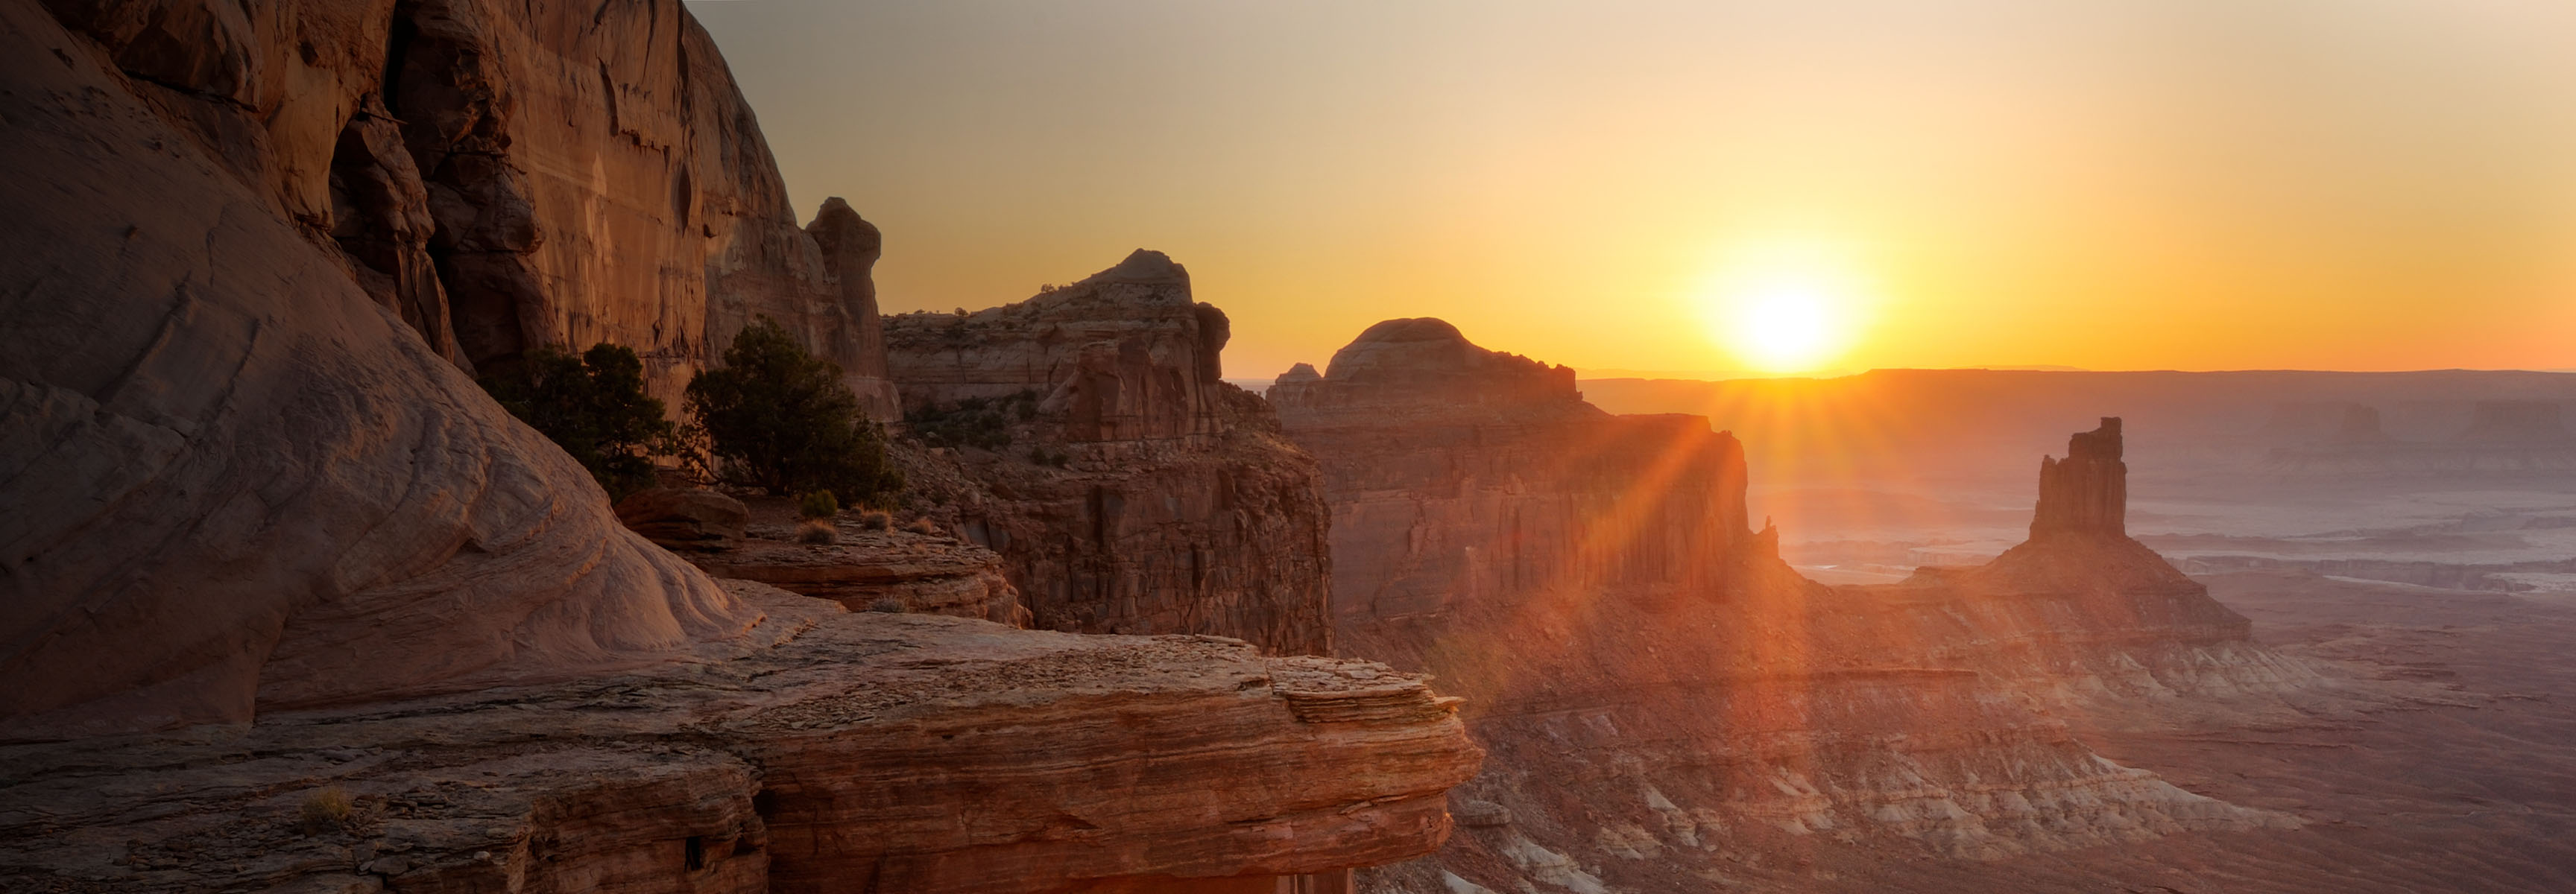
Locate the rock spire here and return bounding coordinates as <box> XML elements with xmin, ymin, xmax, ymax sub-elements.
<box><xmin>2031</xmin><ymin>416</ymin><xmax>2128</xmax><ymax>538</ymax></box>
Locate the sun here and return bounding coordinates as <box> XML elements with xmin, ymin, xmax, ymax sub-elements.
<box><xmin>1694</xmin><ymin>241</ymin><xmax>1872</xmax><ymax>373</ymax></box>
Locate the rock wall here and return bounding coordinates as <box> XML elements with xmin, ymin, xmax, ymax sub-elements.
<box><xmin>884</xmin><ymin>252</ymin><xmax>1333</xmax><ymax>655</ymax></box>
<box><xmin>37</xmin><ymin>0</ymin><xmax>900</xmax><ymax>419</ymax></box>
<box><xmin>0</xmin><ymin>0</ymin><xmax>770</xmax><ymax>738</ymax></box>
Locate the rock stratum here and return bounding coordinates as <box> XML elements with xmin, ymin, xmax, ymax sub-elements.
<box><xmin>0</xmin><ymin>1</ymin><xmax>1478</xmax><ymax>887</ymax></box>
<box><xmin>1276</xmin><ymin>322</ymin><xmax>2316</xmax><ymax>893</ymax></box>
<box><xmin>884</xmin><ymin>252</ymin><xmax>1334</xmax><ymax>654</ymax></box>
<box><xmin>0</xmin><ymin>584</ymin><xmax>1480</xmax><ymax>893</ymax></box>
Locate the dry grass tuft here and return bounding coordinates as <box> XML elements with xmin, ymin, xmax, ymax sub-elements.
<box><xmin>866</xmin><ymin>597</ymin><xmax>907</xmax><ymax>613</ymax></box>
<box><xmin>795</xmin><ymin>519</ymin><xmax>838</xmax><ymax>545</ymax></box>
<box><xmin>905</xmin><ymin>518</ymin><xmax>939</xmax><ymax>536</ymax></box>
<box><xmin>858</xmin><ymin>510</ymin><xmax>892</xmax><ymax>531</ymax></box>
<box><xmin>298</xmin><ymin>786</ymin><xmax>352</xmax><ymax>835</ymax></box>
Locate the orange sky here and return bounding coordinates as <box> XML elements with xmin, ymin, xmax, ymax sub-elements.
<box><xmin>688</xmin><ymin>0</ymin><xmax>2576</xmax><ymax>379</ymax></box>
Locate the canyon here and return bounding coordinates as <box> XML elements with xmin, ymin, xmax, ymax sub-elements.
<box><xmin>1274</xmin><ymin>323</ymin><xmax>2333</xmax><ymax>893</ymax></box>
<box><xmin>5</xmin><ymin>0</ymin><xmax>2561</xmax><ymax>891</ymax></box>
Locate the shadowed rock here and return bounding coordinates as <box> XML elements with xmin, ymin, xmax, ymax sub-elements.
<box><xmin>616</xmin><ymin>488</ymin><xmax>752</xmax><ymax>552</ymax></box>
<box><xmin>2032</xmin><ymin>416</ymin><xmax>2128</xmax><ymax>538</ymax></box>
<box><xmin>883</xmin><ymin>253</ymin><xmax>1331</xmax><ymax>654</ymax></box>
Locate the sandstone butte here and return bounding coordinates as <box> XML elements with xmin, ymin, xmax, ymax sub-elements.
<box><xmin>0</xmin><ymin>1</ymin><xmax>1480</xmax><ymax>890</ymax></box>
<box><xmin>882</xmin><ymin>253</ymin><xmax>1335</xmax><ymax>656</ymax></box>
<box><xmin>1274</xmin><ymin>321</ymin><xmax>2337</xmax><ymax>893</ymax></box>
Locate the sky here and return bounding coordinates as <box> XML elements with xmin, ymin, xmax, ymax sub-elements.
<box><xmin>686</xmin><ymin>0</ymin><xmax>2576</xmax><ymax>379</ymax></box>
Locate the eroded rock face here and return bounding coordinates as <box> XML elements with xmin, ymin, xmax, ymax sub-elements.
<box><xmin>0</xmin><ymin>585</ymin><xmax>1483</xmax><ymax>893</ymax></box>
<box><xmin>883</xmin><ymin>254</ymin><xmax>1333</xmax><ymax>654</ymax></box>
<box><xmin>692</xmin><ymin>527</ymin><xmax>1027</xmax><ymax>624</ymax></box>
<box><xmin>39</xmin><ymin>0</ymin><xmax>901</xmax><ymax>418</ymax></box>
<box><xmin>0</xmin><ymin>3</ymin><xmax>762</xmax><ymax>738</ymax></box>
<box><xmin>2031</xmin><ymin>416</ymin><xmax>2127</xmax><ymax>538</ymax></box>
<box><xmin>1272</xmin><ymin>318</ymin><xmax>1752</xmax><ymax>621</ymax></box>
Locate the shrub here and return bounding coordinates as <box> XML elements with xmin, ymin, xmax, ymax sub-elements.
<box><xmin>865</xmin><ymin>597</ymin><xmax>906</xmax><ymax>613</ymax></box>
<box><xmin>684</xmin><ymin>317</ymin><xmax>903</xmax><ymax>504</ymax></box>
<box><xmin>479</xmin><ymin>343</ymin><xmax>677</xmax><ymax>501</ymax></box>
<box><xmin>796</xmin><ymin>490</ymin><xmax>839</xmax><ymax>521</ymax></box>
<box><xmin>795</xmin><ymin>519</ymin><xmax>838</xmax><ymax>545</ymax></box>
<box><xmin>908</xmin><ymin>390</ymin><xmax>1037</xmax><ymax>451</ymax></box>
<box><xmin>298</xmin><ymin>786</ymin><xmax>352</xmax><ymax>835</ymax></box>
<box><xmin>857</xmin><ymin>510</ymin><xmax>892</xmax><ymax>531</ymax></box>
<box><xmin>905</xmin><ymin>518</ymin><xmax>938</xmax><ymax>536</ymax></box>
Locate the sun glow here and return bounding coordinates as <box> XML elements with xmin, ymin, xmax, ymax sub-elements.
<box><xmin>1695</xmin><ymin>241</ymin><xmax>1875</xmax><ymax>374</ymax></box>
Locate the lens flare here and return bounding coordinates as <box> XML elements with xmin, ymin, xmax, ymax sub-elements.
<box><xmin>1696</xmin><ymin>241</ymin><xmax>1875</xmax><ymax>374</ymax></box>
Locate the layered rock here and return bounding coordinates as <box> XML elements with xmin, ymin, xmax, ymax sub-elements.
<box><xmin>1272</xmin><ymin>318</ymin><xmax>1755</xmax><ymax>621</ymax></box>
<box><xmin>1277</xmin><ymin>323</ymin><xmax>2297</xmax><ymax>892</ymax></box>
<box><xmin>2030</xmin><ymin>416</ymin><xmax>2127</xmax><ymax>538</ymax></box>
<box><xmin>2452</xmin><ymin>399</ymin><xmax>2573</xmax><ymax>443</ymax></box>
<box><xmin>692</xmin><ymin>526</ymin><xmax>1026</xmax><ymax>624</ymax></box>
<box><xmin>0</xmin><ymin>3</ymin><xmax>763</xmax><ymax>738</ymax></box>
<box><xmin>0</xmin><ymin>583</ymin><xmax>1483</xmax><ymax>893</ymax></box>
<box><xmin>883</xmin><ymin>253</ymin><xmax>1333</xmax><ymax>654</ymax></box>
<box><xmin>1863</xmin><ymin>419</ymin><xmax>2324</xmax><ymax>717</ymax></box>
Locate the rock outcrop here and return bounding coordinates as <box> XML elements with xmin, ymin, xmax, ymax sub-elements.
<box><xmin>1860</xmin><ymin>419</ymin><xmax>2324</xmax><ymax>717</ymax></box>
<box><xmin>692</xmin><ymin>527</ymin><xmax>1026</xmax><ymax>624</ymax></box>
<box><xmin>0</xmin><ymin>583</ymin><xmax>1483</xmax><ymax>893</ymax></box>
<box><xmin>2030</xmin><ymin>416</ymin><xmax>2127</xmax><ymax>538</ymax></box>
<box><xmin>1272</xmin><ymin>319</ymin><xmax>1754</xmax><ymax>620</ymax></box>
<box><xmin>37</xmin><ymin>0</ymin><xmax>900</xmax><ymax>417</ymax></box>
<box><xmin>1276</xmin><ymin>324</ymin><xmax>2297</xmax><ymax>893</ymax></box>
<box><xmin>883</xmin><ymin>253</ymin><xmax>1333</xmax><ymax>654</ymax></box>
<box><xmin>0</xmin><ymin>2</ymin><xmax>764</xmax><ymax>738</ymax></box>
<box><xmin>616</xmin><ymin>488</ymin><xmax>753</xmax><ymax>552</ymax></box>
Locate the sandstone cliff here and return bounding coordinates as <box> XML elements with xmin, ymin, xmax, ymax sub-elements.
<box><xmin>1276</xmin><ymin>324</ymin><xmax>2296</xmax><ymax>893</ymax></box>
<box><xmin>1272</xmin><ymin>317</ymin><xmax>1754</xmax><ymax>620</ymax></box>
<box><xmin>884</xmin><ymin>252</ymin><xmax>1333</xmax><ymax>655</ymax></box>
<box><xmin>37</xmin><ymin>0</ymin><xmax>900</xmax><ymax>418</ymax></box>
<box><xmin>0</xmin><ymin>0</ymin><xmax>766</xmax><ymax>738</ymax></box>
